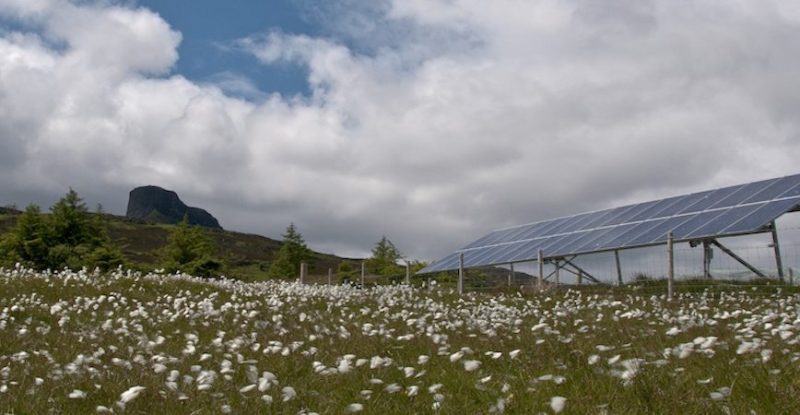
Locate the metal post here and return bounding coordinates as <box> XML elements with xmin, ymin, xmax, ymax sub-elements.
<box><xmin>554</xmin><ymin>259</ymin><xmax>560</xmax><ymax>286</ymax></box>
<box><xmin>328</xmin><ymin>268</ymin><xmax>332</xmax><ymax>286</ymax></box>
<box><xmin>771</xmin><ymin>221</ymin><xmax>785</xmax><ymax>282</ymax></box>
<box><xmin>458</xmin><ymin>252</ymin><xmax>464</xmax><ymax>296</ymax></box>
<box><xmin>667</xmin><ymin>231</ymin><xmax>674</xmax><ymax>301</ymax></box>
<box><xmin>300</xmin><ymin>262</ymin><xmax>307</xmax><ymax>284</ymax></box>
<box><xmin>577</xmin><ymin>270</ymin><xmax>583</xmax><ymax>285</ymax></box>
<box><xmin>537</xmin><ymin>249</ymin><xmax>544</xmax><ymax>289</ymax></box>
<box><xmin>790</xmin><ymin>268</ymin><xmax>794</xmax><ymax>286</ymax></box>
<box><xmin>508</xmin><ymin>263</ymin><xmax>514</xmax><ymax>287</ymax></box>
<box><xmin>361</xmin><ymin>261</ymin><xmax>365</xmax><ymax>287</ymax></box>
<box><xmin>614</xmin><ymin>250</ymin><xmax>623</xmax><ymax>286</ymax></box>
<box><xmin>405</xmin><ymin>261</ymin><xmax>411</xmax><ymax>285</ymax></box>
<box><xmin>702</xmin><ymin>240</ymin><xmax>712</xmax><ymax>280</ymax></box>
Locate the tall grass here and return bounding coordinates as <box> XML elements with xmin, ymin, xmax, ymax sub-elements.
<box><xmin>1</xmin><ymin>266</ymin><xmax>798</xmax><ymax>413</ymax></box>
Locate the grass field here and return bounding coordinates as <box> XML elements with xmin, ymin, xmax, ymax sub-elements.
<box><xmin>1</xmin><ymin>267</ymin><xmax>799</xmax><ymax>414</ymax></box>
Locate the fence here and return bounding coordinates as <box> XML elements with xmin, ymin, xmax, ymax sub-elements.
<box><xmin>448</xmin><ymin>224</ymin><xmax>800</xmax><ymax>296</ymax></box>
<box><xmin>296</xmin><ymin>218</ymin><xmax>800</xmax><ymax>297</ymax></box>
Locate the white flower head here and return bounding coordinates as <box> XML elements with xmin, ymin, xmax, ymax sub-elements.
<box><xmin>550</xmin><ymin>396</ymin><xmax>567</xmax><ymax>413</ymax></box>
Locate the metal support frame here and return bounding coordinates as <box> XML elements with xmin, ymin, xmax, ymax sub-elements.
<box><xmin>709</xmin><ymin>239</ymin><xmax>768</xmax><ymax>279</ymax></box>
<box><xmin>667</xmin><ymin>231</ymin><xmax>674</xmax><ymax>301</ymax></box>
<box><xmin>361</xmin><ymin>261</ymin><xmax>366</xmax><ymax>287</ymax></box>
<box><xmin>702</xmin><ymin>240</ymin><xmax>713</xmax><ymax>280</ymax></box>
<box><xmin>554</xmin><ymin>259</ymin><xmax>560</xmax><ymax>286</ymax></box>
<box><xmin>770</xmin><ymin>221</ymin><xmax>785</xmax><ymax>281</ymax></box>
<box><xmin>508</xmin><ymin>263</ymin><xmax>514</xmax><ymax>287</ymax></box>
<box><xmin>614</xmin><ymin>250</ymin><xmax>623</xmax><ymax>285</ymax></box>
<box><xmin>560</xmin><ymin>256</ymin><xmax>601</xmax><ymax>284</ymax></box>
<box><xmin>537</xmin><ymin>249</ymin><xmax>544</xmax><ymax>288</ymax></box>
<box><xmin>458</xmin><ymin>252</ymin><xmax>464</xmax><ymax>295</ymax></box>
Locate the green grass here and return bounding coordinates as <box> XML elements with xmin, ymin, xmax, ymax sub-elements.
<box><xmin>1</xmin><ymin>268</ymin><xmax>799</xmax><ymax>414</ymax></box>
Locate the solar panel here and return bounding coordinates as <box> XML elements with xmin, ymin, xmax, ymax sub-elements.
<box><xmin>419</xmin><ymin>174</ymin><xmax>800</xmax><ymax>274</ymax></box>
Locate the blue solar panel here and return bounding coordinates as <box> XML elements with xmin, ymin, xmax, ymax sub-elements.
<box><xmin>722</xmin><ymin>197</ymin><xmax>800</xmax><ymax>234</ymax></box>
<box><xmin>615</xmin><ymin>218</ymin><xmax>672</xmax><ymax>248</ymax></box>
<box><xmin>570</xmin><ymin>226</ymin><xmax>632</xmax><ymax>254</ymax></box>
<box><xmin>684</xmin><ymin>204</ymin><xmax>764</xmax><ymax>239</ymax></box>
<box><xmin>419</xmin><ymin>174</ymin><xmax>800</xmax><ymax>274</ymax></box>
<box><xmin>655</xmin><ymin>190</ymin><xmax>712</xmax><ymax>217</ymax></box>
<box><xmin>708</xmin><ymin>179</ymin><xmax>777</xmax><ymax>209</ymax></box>
<box><xmin>678</xmin><ymin>185</ymin><xmax>744</xmax><ymax>214</ymax></box>
<box><xmin>744</xmin><ymin>176</ymin><xmax>800</xmax><ymax>203</ymax></box>
<box><xmin>628</xmin><ymin>197</ymin><xmax>683</xmax><ymax>222</ymax></box>
<box><xmin>557</xmin><ymin>211</ymin><xmax>602</xmax><ymax>234</ymax></box>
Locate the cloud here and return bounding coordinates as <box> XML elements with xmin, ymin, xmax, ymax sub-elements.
<box><xmin>1</xmin><ymin>0</ymin><xmax>800</xmax><ymax>261</ymax></box>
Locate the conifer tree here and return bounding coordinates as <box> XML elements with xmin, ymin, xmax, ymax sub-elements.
<box><xmin>268</xmin><ymin>223</ymin><xmax>311</xmax><ymax>279</ymax></box>
<box><xmin>161</xmin><ymin>216</ymin><xmax>222</xmax><ymax>277</ymax></box>
<box><xmin>366</xmin><ymin>236</ymin><xmax>403</xmax><ymax>276</ymax></box>
<box><xmin>1</xmin><ymin>189</ymin><xmax>124</xmax><ymax>271</ymax></box>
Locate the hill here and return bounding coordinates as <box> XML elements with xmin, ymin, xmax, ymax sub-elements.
<box><xmin>0</xmin><ymin>207</ymin><xmax>356</xmax><ymax>281</ymax></box>
<box><xmin>126</xmin><ymin>185</ymin><xmax>222</xmax><ymax>229</ymax></box>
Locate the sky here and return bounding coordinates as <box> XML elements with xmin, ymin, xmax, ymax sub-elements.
<box><xmin>1</xmin><ymin>0</ymin><xmax>800</xmax><ymax>261</ymax></box>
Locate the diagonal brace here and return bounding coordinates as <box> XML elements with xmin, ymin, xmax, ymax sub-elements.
<box><xmin>560</xmin><ymin>257</ymin><xmax>602</xmax><ymax>284</ymax></box>
<box><xmin>709</xmin><ymin>239</ymin><xmax>768</xmax><ymax>279</ymax></box>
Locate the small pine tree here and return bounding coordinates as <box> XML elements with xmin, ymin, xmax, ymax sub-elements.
<box><xmin>268</xmin><ymin>223</ymin><xmax>311</xmax><ymax>279</ymax></box>
<box><xmin>366</xmin><ymin>236</ymin><xmax>403</xmax><ymax>276</ymax></box>
<box><xmin>50</xmin><ymin>188</ymin><xmax>92</xmax><ymax>247</ymax></box>
<box><xmin>1</xmin><ymin>204</ymin><xmax>50</xmax><ymax>268</ymax></box>
<box><xmin>161</xmin><ymin>216</ymin><xmax>222</xmax><ymax>277</ymax></box>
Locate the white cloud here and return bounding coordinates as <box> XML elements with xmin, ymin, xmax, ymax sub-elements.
<box><xmin>1</xmin><ymin>0</ymin><xmax>800</xmax><ymax>260</ymax></box>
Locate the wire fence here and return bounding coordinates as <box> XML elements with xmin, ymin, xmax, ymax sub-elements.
<box><xmin>434</xmin><ymin>222</ymin><xmax>800</xmax><ymax>294</ymax></box>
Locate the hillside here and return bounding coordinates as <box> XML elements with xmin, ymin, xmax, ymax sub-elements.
<box><xmin>0</xmin><ymin>207</ymin><xmax>357</xmax><ymax>281</ymax></box>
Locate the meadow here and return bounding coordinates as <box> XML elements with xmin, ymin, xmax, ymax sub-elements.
<box><xmin>1</xmin><ymin>266</ymin><xmax>799</xmax><ymax>414</ymax></box>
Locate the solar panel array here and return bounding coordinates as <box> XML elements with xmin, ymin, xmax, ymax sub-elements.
<box><xmin>420</xmin><ymin>174</ymin><xmax>800</xmax><ymax>274</ymax></box>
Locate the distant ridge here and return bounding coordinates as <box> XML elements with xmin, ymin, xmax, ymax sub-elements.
<box><xmin>126</xmin><ymin>186</ymin><xmax>222</xmax><ymax>229</ymax></box>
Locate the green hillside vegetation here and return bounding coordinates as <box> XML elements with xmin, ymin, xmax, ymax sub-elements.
<box><xmin>0</xmin><ymin>202</ymin><xmax>356</xmax><ymax>282</ymax></box>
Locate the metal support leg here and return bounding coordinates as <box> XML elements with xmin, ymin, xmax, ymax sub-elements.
<box><xmin>554</xmin><ymin>259</ymin><xmax>560</xmax><ymax>286</ymax></box>
<box><xmin>667</xmin><ymin>231</ymin><xmax>674</xmax><ymax>301</ymax></box>
<box><xmin>614</xmin><ymin>250</ymin><xmax>623</xmax><ymax>286</ymax></box>
<box><xmin>458</xmin><ymin>253</ymin><xmax>464</xmax><ymax>295</ymax></box>
<box><xmin>770</xmin><ymin>221</ymin><xmax>785</xmax><ymax>282</ymax></box>
<box><xmin>508</xmin><ymin>263</ymin><xmax>514</xmax><ymax>287</ymax></box>
<box><xmin>702</xmin><ymin>240</ymin><xmax>712</xmax><ymax>279</ymax></box>
<box><xmin>537</xmin><ymin>250</ymin><xmax>544</xmax><ymax>288</ymax></box>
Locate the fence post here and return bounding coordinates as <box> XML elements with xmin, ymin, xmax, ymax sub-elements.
<box><xmin>406</xmin><ymin>262</ymin><xmax>411</xmax><ymax>285</ymax></box>
<box><xmin>458</xmin><ymin>252</ymin><xmax>464</xmax><ymax>296</ymax></box>
<box><xmin>328</xmin><ymin>267</ymin><xmax>332</xmax><ymax>286</ymax></box>
<box><xmin>667</xmin><ymin>231</ymin><xmax>674</xmax><ymax>301</ymax></box>
<box><xmin>300</xmin><ymin>262</ymin><xmax>307</xmax><ymax>284</ymax></box>
<box><xmin>361</xmin><ymin>261</ymin><xmax>365</xmax><ymax>287</ymax></box>
<box><xmin>537</xmin><ymin>249</ymin><xmax>544</xmax><ymax>289</ymax></box>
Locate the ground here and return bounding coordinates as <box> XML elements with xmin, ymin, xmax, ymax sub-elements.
<box><xmin>1</xmin><ymin>267</ymin><xmax>799</xmax><ymax>414</ymax></box>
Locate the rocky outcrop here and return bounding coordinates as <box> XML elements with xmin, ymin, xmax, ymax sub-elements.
<box><xmin>126</xmin><ymin>186</ymin><xmax>222</xmax><ymax>229</ymax></box>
